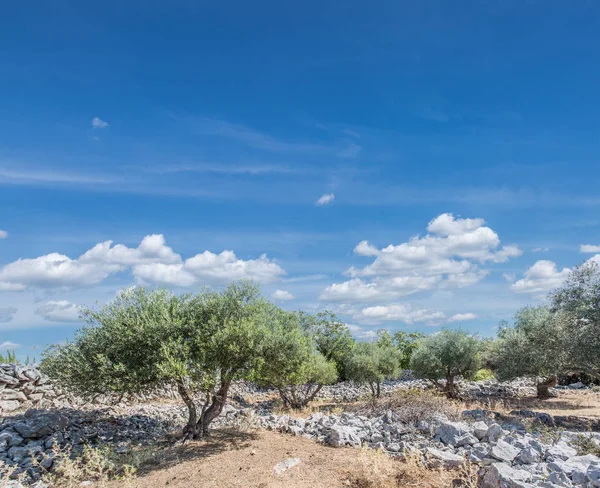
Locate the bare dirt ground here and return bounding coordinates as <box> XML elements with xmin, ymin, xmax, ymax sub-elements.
<box><xmin>464</xmin><ymin>390</ymin><xmax>600</xmax><ymax>418</ymax></box>
<box><xmin>101</xmin><ymin>429</ymin><xmax>390</xmax><ymax>488</ymax></box>
<box><xmin>90</xmin><ymin>390</ymin><xmax>600</xmax><ymax>488</ymax></box>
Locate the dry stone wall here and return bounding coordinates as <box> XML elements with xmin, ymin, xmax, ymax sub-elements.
<box><xmin>0</xmin><ymin>365</ymin><xmax>69</xmax><ymax>415</ymax></box>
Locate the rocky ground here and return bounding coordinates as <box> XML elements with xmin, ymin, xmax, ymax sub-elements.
<box><xmin>1</xmin><ymin>366</ymin><xmax>599</xmax><ymax>487</ymax></box>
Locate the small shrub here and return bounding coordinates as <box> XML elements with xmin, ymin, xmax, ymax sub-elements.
<box><xmin>347</xmin><ymin>388</ymin><xmax>461</xmax><ymax>426</ymax></box>
<box><xmin>0</xmin><ymin>350</ymin><xmax>18</xmax><ymax>363</ymax></box>
<box><xmin>571</xmin><ymin>434</ymin><xmax>600</xmax><ymax>456</ymax></box>
<box><xmin>523</xmin><ymin>422</ymin><xmax>563</xmax><ymax>445</ymax></box>
<box><xmin>472</xmin><ymin>369</ymin><xmax>495</xmax><ymax>381</ymax></box>
<box><xmin>37</xmin><ymin>444</ymin><xmax>138</xmax><ymax>487</ymax></box>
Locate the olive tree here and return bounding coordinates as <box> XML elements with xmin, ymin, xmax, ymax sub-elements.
<box><xmin>43</xmin><ymin>281</ymin><xmax>271</xmax><ymax>439</ymax></box>
<box><xmin>410</xmin><ymin>329</ymin><xmax>480</xmax><ymax>398</ymax></box>
<box><xmin>345</xmin><ymin>341</ymin><xmax>402</xmax><ymax>397</ymax></box>
<box><xmin>492</xmin><ymin>306</ymin><xmax>568</xmax><ymax>398</ymax></box>
<box><xmin>376</xmin><ymin>330</ymin><xmax>425</xmax><ymax>370</ymax></box>
<box><xmin>550</xmin><ymin>261</ymin><xmax>600</xmax><ymax>381</ymax></box>
<box><xmin>300</xmin><ymin>311</ymin><xmax>355</xmax><ymax>379</ymax></box>
<box><xmin>256</xmin><ymin>310</ymin><xmax>337</xmax><ymax>409</ymax></box>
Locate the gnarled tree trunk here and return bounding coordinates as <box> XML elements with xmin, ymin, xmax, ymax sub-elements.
<box><xmin>196</xmin><ymin>379</ymin><xmax>232</xmax><ymax>437</ymax></box>
<box><xmin>536</xmin><ymin>375</ymin><xmax>557</xmax><ymax>399</ymax></box>
<box><xmin>177</xmin><ymin>379</ymin><xmax>199</xmax><ymax>440</ymax></box>
<box><xmin>444</xmin><ymin>375</ymin><xmax>459</xmax><ymax>399</ymax></box>
<box><xmin>278</xmin><ymin>384</ymin><xmax>323</xmax><ymax>410</ymax></box>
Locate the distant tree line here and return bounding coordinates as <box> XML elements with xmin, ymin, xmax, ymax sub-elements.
<box><xmin>40</xmin><ymin>261</ymin><xmax>600</xmax><ymax>438</ymax></box>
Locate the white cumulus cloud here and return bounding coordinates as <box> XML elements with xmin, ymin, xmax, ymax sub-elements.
<box><xmin>346</xmin><ymin>323</ymin><xmax>377</xmax><ymax>339</ymax></box>
<box><xmin>316</xmin><ymin>193</ymin><xmax>335</xmax><ymax>206</ymax></box>
<box><xmin>320</xmin><ymin>278</ymin><xmax>381</xmax><ymax>301</ymax></box>
<box><xmin>35</xmin><ymin>301</ymin><xmax>81</xmax><ymax>322</ymax></box>
<box><xmin>511</xmin><ymin>260</ymin><xmax>571</xmax><ymax>296</ymax></box>
<box><xmin>91</xmin><ymin>117</ymin><xmax>109</xmax><ymax>129</ymax></box>
<box><xmin>0</xmin><ymin>234</ymin><xmax>285</xmax><ymax>290</ymax></box>
<box><xmin>354</xmin><ymin>304</ymin><xmax>447</xmax><ymax>326</ymax></box>
<box><xmin>321</xmin><ymin>213</ymin><xmax>521</xmax><ymax>303</ymax></box>
<box><xmin>448</xmin><ymin>313</ymin><xmax>478</xmax><ymax>323</ymax></box>
<box><xmin>581</xmin><ymin>244</ymin><xmax>600</xmax><ymax>253</ymax></box>
<box><xmin>0</xmin><ymin>229</ymin><xmax>7</xmax><ymax>239</ymax></box>
<box><xmin>272</xmin><ymin>289</ymin><xmax>295</xmax><ymax>301</ymax></box>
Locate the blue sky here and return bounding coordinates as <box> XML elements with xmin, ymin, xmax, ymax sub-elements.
<box><xmin>1</xmin><ymin>1</ymin><xmax>600</xmax><ymax>360</ymax></box>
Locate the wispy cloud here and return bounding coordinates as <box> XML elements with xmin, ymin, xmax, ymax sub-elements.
<box><xmin>92</xmin><ymin>117</ymin><xmax>109</xmax><ymax>129</ymax></box>
<box><xmin>0</xmin><ymin>341</ymin><xmax>20</xmax><ymax>350</ymax></box>
<box><xmin>342</xmin><ymin>128</ymin><xmax>361</xmax><ymax>138</ymax></box>
<box><xmin>0</xmin><ymin>229</ymin><xmax>7</xmax><ymax>239</ymax></box>
<box><xmin>0</xmin><ymin>307</ymin><xmax>17</xmax><ymax>323</ymax></box>
<box><xmin>192</xmin><ymin>117</ymin><xmax>327</xmax><ymax>154</ymax></box>
<box><xmin>151</xmin><ymin>162</ymin><xmax>308</xmax><ymax>176</ymax></box>
<box><xmin>0</xmin><ymin>165</ymin><xmax>113</xmax><ymax>185</ymax></box>
<box><xmin>337</xmin><ymin>143</ymin><xmax>362</xmax><ymax>159</ymax></box>
<box><xmin>420</xmin><ymin>107</ymin><xmax>451</xmax><ymax>122</ymax></box>
<box><xmin>283</xmin><ymin>274</ymin><xmax>329</xmax><ymax>283</ymax></box>
<box><xmin>316</xmin><ymin>193</ymin><xmax>335</xmax><ymax>206</ymax></box>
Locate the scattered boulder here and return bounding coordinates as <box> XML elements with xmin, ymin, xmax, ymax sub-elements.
<box><xmin>473</xmin><ymin>421</ymin><xmax>490</xmax><ymax>440</ymax></box>
<box><xmin>487</xmin><ymin>423</ymin><xmax>505</xmax><ymax>443</ymax></box>
<box><xmin>324</xmin><ymin>425</ymin><xmax>361</xmax><ymax>448</ymax></box>
<box><xmin>436</xmin><ymin>421</ymin><xmax>478</xmax><ymax>446</ymax></box>
<box><xmin>483</xmin><ymin>462</ymin><xmax>534</xmax><ymax>488</ymax></box>
<box><xmin>546</xmin><ymin>442</ymin><xmax>578</xmax><ymax>462</ymax></box>
<box><xmin>426</xmin><ymin>447</ymin><xmax>465</xmax><ymax>468</ymax></box>
<box><xmin>588</xmin><ymin>464</ymin><xmax>600</xmax><ymax>487</ymax></box>
<box><xmin>273</xmin><ymin>457</ymin><xmax>301</xmax><ymax>475</ymax></box>
<box><xmin>490</xmin><ymin>440</ymin><xmax>521</xmax><ymax>463</ymax></box>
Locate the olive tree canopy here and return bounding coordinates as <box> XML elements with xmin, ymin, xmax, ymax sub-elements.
<box><xmin>43</xmin><ymin>281</ymin><xmax>272</xmax><ymax>439</ymax></box>
<box><xmin>345</xmin><ymin>341</ymin><xmax>402</xmax><ymax>397</ymax></box>
<box><xmin>492</xmin><ymin>306</ymin><xmax>568</xmax><ymax>398</ymax></box>
<box><xmin>255</xmin><ymin>309</ymin><xmax>337</xmax><ymax>409</ymax></box>
<box><xmin>410</xmin><ymin>329</ymin><xmax>480</xmax><ymax>398</ymax></box>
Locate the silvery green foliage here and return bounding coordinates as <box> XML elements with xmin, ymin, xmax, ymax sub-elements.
<box><xmin>345</xmin><ymin>341</ymin><xmax>402</xmax><ymax>397</ymax></box>
<box><xmin>41</xmin><ymin>281</ymin><xmax>274</xmax><ymax>438</ymax></box>
<box><xmin>410</xmin><ymin>329</ymin><xmax>480</xmax><ymax>398</ymax></box>
<box><xmin>494</xmin><ymin>262</ymin><xmax>600</xmax><ymax>387</ymax></box>
<box><xmin>256</xmin><ymin>310</ymin><xmax>338</xmax><ymax>408</ymax></box>
<box><xmin>298</xmin><ymin>311</ymin><xmax>355</xmax><ymax>379</ymax></box>
<box><xmin>41</xmin><ymin>286</ymin><xmax>190</xmax><ymax>399</ymax></box>
<box><xmin>494</xmin><ymin>305</ymin><xmax>568</xmax><ymax>383</ymax></box>
<box><xmin>550</xmin><ymin>261</ymin><xmax>600</xmax><ymax>379</ymax></box>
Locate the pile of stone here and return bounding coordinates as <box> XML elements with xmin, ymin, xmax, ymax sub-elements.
<box><xmin>2</xmin><ymin>395</ymin><xmax>600</xmax><ymax>486</ymax></box>
<box><xmin>2</xmin><ymin>366</ymin><xmax>598</xmax><ymax>486</ymax></box>
<box><xmin>458</xmin><ymin>378</ymin><xmax>539</xmax><ymax>399</ymax></box>
<box><xmin>0</xmin><ymin>403</ymin><xmax>184</xmax><ymax>482</ymax></box>
<box><xmin>0</xmin><ymin>398</ymin><xmax>258</xmax><ymax>483</ymax></box>
<box><xmin>258</xmin><ymin>410</ymin><xmax>600</xmax><ymax>487</ymax></box>
<box><xmin>0</xmin><ymin>366</ymin><xmax>70</xmax><ymax>415</ymax></box>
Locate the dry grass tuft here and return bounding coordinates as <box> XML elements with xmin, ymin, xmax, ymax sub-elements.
<box><xmin>345</xmin><ymin>448</ymin><xmax>399</xmax><ymax>488</ymax></box>
<box><xmin>346</xmin><ymin>389</ymin><xmax>462</xmax><ymax>425</ymax></box>
<box><xmin>33</xmin><ymin>443</ymin><xmax>163</xmax><ymax>488</ymax></box>
<box><xmin>345</xmin><ymin>449</ymin><xmax>479</xmax><ymax>488</ymax></box>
